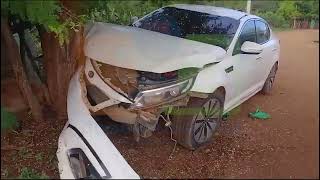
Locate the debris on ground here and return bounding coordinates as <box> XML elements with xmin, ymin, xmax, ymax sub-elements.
<box><xmin>249</xmin><ymin>108</ymin><xmax>271</xmax><ymax>120</ymax></box>
<box><xmin>222</xmin><ymin>112</ymin><xmax>230</xmax><ymax>120</ymax></box>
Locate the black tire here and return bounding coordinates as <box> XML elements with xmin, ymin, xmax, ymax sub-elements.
<box><xmin>261</xmin><ymin>63</ymin><xmax>278</xmax><ymax>95</ymax></box>
<box><xmin>172</xmin><ymin>90</ymin><xmax>225</xmax><ymax>150</ymax></box>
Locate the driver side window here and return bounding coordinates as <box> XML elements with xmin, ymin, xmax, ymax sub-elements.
<box><xmin>232</xmin><ymin>20</ymin><xmax>256</xmax><ymax>55</ymax></box>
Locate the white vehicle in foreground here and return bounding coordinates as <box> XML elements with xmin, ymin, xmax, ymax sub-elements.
<box><xmin>57</xmin><ymin>4</ymin><xmax>280</xmax><ymax>179</ymax></box>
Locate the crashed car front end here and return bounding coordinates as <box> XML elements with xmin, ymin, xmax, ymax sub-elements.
<box><xmin>57</xmin><ymin>68</ymin><xmax>141</xmax><ymax>179</ymax></box>
<box><xmin>57</xmin><ymin>21</ymin><xmax>226</xmax><ymax>179</ymax></box>
<box><xmin>57</xmin><ymin>60</ymin><xmax>198</xmax><ymax>179</ymax></box>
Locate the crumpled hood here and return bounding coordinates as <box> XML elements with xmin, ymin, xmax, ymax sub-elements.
<box><xmin>84</xmin><ymin>22</ymin><xmax>226</xmax><ymax>73</ymax></box>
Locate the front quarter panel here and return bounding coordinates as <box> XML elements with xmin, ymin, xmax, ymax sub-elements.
<box><xmin>190</xmin><ymin>62</ymin><xmax>232</xmax><ymax>109</ymax></box>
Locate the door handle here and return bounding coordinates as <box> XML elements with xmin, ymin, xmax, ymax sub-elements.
<box><xmin>225</xmin><ymin>66</ymin><xmax>233</xmax><ymax>73</ymax></box>
<box><xmin>272</xmin><ymin>48</ymin><xmax>277</xmax><ymax>52</ymax></box>
<box><xmin>256</xmin><ymin>56</ymin><xmax>262</xmax><ymax>60</ymax></box>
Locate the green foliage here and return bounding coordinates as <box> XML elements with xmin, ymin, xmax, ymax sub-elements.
<box><xmin>17</xmin><ymin>147</ymin><xmax>32</xmax><ymax>159</ymax></box>
<box><xmin>254</xmin><ymin>0</ymin><xmax>319</xmax><ymax>28</ymax></box>
<box><xmin>1</xmin><ymin>0</ymin><xmax>84</xmax><ymax>45</ymax></box>
<box><xmin>85</xmin><ymin>0</ymin><xmax>161</xmax><ymax>25</ymax></box>
<box><xmin>35</xmin><ymin>152</ymin><xmax>43</xmax><ymax>161</ymax></box>
<box><xmin>251</xmin><ymin>0</ymin><xmax>280</xmax><ymax>13</ymax></box>
<box><xmin>1</xmin><ymin>107</ymin><xmax>18</xmax><ymax>131</ymax></box>
<box><xmin>18</xmin><ymin>167</ymin><xmax>48</xmax><ymax>179</ymax></box>
<box><xmin>84</xmin><ymin>0</ymin><xmax>318</xmax><ymax>29</ymax></box>
<box><xmin>256</xmin><ymin>11</ymin><xmax>289</xmax><ymax>28</ymax></box>
<box><xmin>1</xmin><ymin>0</ymin><xmax>61</xmax><ymax>30</ymax></box>
<box><xmin>276</xmin><ymin>1</ymin><xmax>301</xmax><ymax>20</ymax></box>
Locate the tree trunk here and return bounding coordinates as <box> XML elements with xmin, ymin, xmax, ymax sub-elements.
<box><xmin>39</xmin><ymin>27</ymin><xmax>84</xmax><ymax>120</ymax></box>
<box><xmin>1</xmin><ymin>17</ymin><xmax>43</xmax><ymax>121</ymax></box>
<box><xmin>18</xmin><ymin>29</ymin><xmax>51</xmax><ymax>106</ymax></box>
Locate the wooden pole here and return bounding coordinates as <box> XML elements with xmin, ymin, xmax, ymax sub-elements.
<box><xmin>246</xmin><ymin>0</ymin><xmax>251</xmax><ymax>14</ymax></box>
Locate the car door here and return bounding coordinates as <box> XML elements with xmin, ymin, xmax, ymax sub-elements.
<box><xmin>254</xmin><ymin>20</ymin><xmax>276</xmax><ymax>85</ymax></box>
<box><xmin>225</xmin><ymin>19</ymin><xmax>260</xmax><ymax>109</ymax></box>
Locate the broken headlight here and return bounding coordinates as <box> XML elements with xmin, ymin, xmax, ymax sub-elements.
<box><xmin>130</xmin><ymin>77</ymin><xmax>195</xmax><ymax>109</ymax></box>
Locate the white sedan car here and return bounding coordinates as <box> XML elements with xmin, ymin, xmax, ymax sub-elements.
<box><xmin>57</xmin><ymin>4</ymin><xmax>280</xmax><ymax>179</ymax></box>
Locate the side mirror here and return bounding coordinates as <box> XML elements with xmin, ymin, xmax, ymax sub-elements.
<box><xmin>240</xmin><ymin>41</ymin><xmax>263</xmax><ymax>54</ymax></box>
<box><xmin>131</xmin><ymin>16</ymin><xmax>139</xmax><ymax>23</ymax></box>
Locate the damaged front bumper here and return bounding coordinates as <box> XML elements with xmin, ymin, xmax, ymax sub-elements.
<box><xmin>56</xmin><ymin>68</ymin><xmax>140</xmax><ymax>179</ymax></box>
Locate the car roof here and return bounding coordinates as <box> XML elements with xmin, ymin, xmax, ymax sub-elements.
<box><xmin>169</xmin><ymin>4</ymin><xmax>248</xmax><ymax>20</ymax></box>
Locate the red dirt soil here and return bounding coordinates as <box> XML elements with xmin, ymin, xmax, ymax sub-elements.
<box><xmin>1</xmin><ymin>30</ymin><xmax>319</xmax><ymax>179</ymax></box>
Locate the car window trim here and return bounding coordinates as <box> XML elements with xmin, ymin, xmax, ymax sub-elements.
<box><xmin>254</xmin><ymin>19</ymin><xmax>271</xmax><ymax>45</ymax></box>
<box><xmin>231</xmin><ymin>18</ymin><xmax>257</xmax><ymax>56</ymax></box>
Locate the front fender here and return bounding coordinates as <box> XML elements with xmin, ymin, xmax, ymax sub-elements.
<box><xmin>190</xmin><ymin>63</ymin><xmax>230</xmax><ymax>101</ymax></box>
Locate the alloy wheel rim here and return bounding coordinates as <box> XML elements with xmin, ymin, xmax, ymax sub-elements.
<box><xmin>268</xmin><ymin>75</ymin><xmax>276</xmax><ymax>89</ymax></box>
<box><xmin>193</xmin><ymin>98</ymin><xmax>221</xmax><ymax>143</ymax></box>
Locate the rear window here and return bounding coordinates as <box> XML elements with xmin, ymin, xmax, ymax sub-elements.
<box><xmin>133</xmin><ymin>7</ymin><xmax>240</xmax><ymax>50</ymax></box>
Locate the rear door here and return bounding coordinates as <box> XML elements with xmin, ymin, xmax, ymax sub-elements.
<box><xmin>254</xmin><ymin>20</ymin><xmax>276</xmax><ymax>85</ymax></box>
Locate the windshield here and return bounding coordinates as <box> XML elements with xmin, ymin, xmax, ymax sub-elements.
<box><xmin>133</xmin><ymin>7</ymin><xmax>240</xmax><ymax>50</ymax></box>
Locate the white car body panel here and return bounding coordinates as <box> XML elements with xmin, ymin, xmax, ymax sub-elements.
<box><xmin>85</xmin><ymin>22</ymin><xmax>226</xmax><ymax>73</ymax></box>
<box><xmin>194</xmin><ymin>15</ymin><xmax>280</xmax><ymax>112</ymax></box>
<box><xmin>57</xmin><ymin>68</ymin><xmax>140</xmax><ymax>179</ymax></box>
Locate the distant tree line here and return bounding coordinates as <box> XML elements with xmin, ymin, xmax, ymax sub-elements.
<box><xmin>84</xmin><ymin>0</ymin><xmax>319</xmax><ymax>29</ymax></box>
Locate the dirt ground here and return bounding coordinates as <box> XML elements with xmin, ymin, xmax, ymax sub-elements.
<box><xmin>1</xmin><ymin>30</ymin><xmax>319</xmax><ymax>179</ymax></box>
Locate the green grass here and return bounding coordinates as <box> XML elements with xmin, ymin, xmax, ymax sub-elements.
<box><xmin>35</xmin><ymin>153</ymin><xmax>43</xmax><ymax>161</ymax></box>
<box><xmin>17</xmin><ymin>147</ymin><xmax>32</xmax><ymax>159</ymax></box>
<box><xmin>18</xmin><ymin>167</ymin><xmax>48</xmax><ymax>179</ymax></box>
<box><xmin>222</xmin><ymin>105</ymin><xmax>242</xmax><ymax>121</ymax></box>
<box><xmin>1</xmin><ymin>107</ymin><xmax>18</xmax><ymax>131</ymax></box>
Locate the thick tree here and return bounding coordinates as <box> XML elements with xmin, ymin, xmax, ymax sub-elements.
<box><xmin>1</xmin><ymin>0</ymin><xmax>85</xmax><ymax>120</ymax></box>
<box><xmin>1</xmin><ymin>17</ymin><xmax>43</xmax><ymax>121</ymax></box>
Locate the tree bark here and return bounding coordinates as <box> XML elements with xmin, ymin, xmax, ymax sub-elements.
<box><xmin>39</xmin><ymin>27</ymin><xmax>83</xmax><ymax>119</ymax></box>
<box><xmin>19</xmin><ymin>29</ymin><xmax>51</xmax><ymax>105</ymax></box>
<box><xmin>1</xmin><ymin>17</ymin><xmax>43</xmax><ymax>121</ymax></box>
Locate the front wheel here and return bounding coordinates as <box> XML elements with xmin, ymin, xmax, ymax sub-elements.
<box><xmin>172</xmin><ymin>90</ymin><xmax>224</xmax><ymax>150</ymax></box>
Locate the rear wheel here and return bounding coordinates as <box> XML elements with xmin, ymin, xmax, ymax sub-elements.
<box><xmin>172</xmin><ymin>90</ymin><xmax>224</xmax><ymax>150</ymax></box>
<box><xmin>262</xmin><ymin>63</ymin><xmax>278</xmax><ymax>94</ymax></box>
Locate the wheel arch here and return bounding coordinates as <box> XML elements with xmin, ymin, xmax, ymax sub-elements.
<box><xmin>275</xmin><ymin>61</ymin><xmax>279</xmax><ymax>70</ymax></box>
<box><xmin>189</xmin><ymin>86</ymin><xmax>226</xmax><ymax>106</ymax></box>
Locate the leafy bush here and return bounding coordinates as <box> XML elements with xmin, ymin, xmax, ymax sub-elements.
<box><xmin>256</xmin><ymin>11</ymin><xmax>290</xmax><ymax>28</ymax></box>
<box><xmin>18</xmin><ymin>167</ymin><xmax>48</xmax><ymax>179</ymax></box>
<box><xmin>85</xmin><ymin>0</ymin><xmax>161</xmax><ymax>25</ymax></box>
<box><xmin>1</xmin><ymin>107</ymin><xmax>18</xmax><ymax>131</ymax></box>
